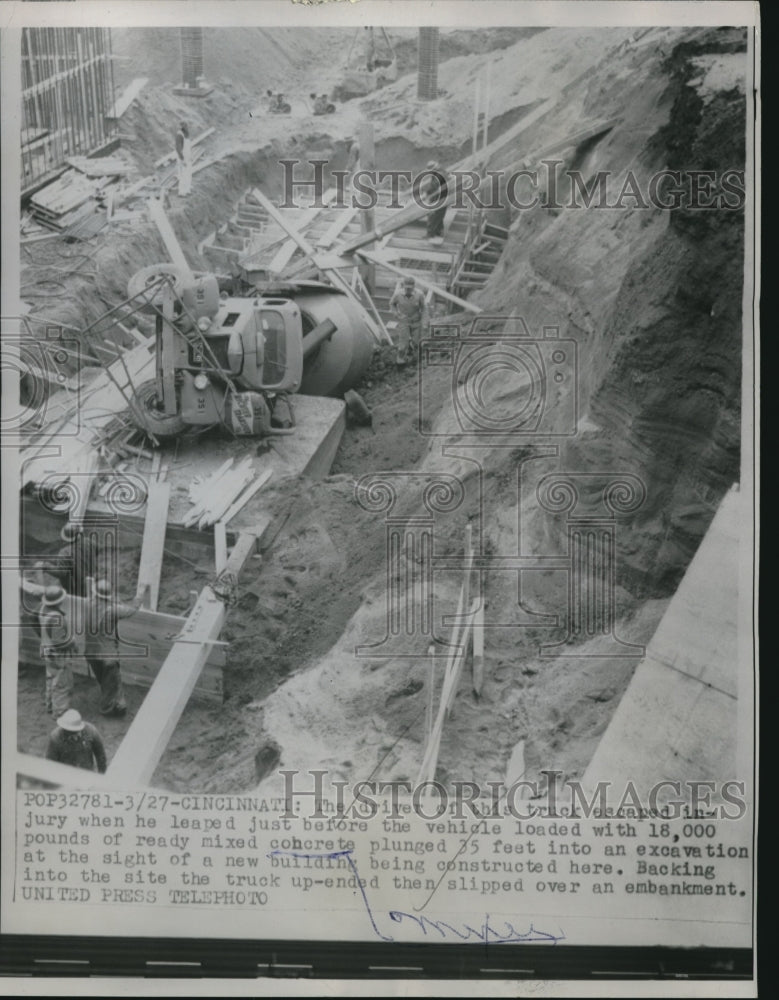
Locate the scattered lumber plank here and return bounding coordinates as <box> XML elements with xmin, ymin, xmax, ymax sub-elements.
<box><xmin>135</xmin><ymin>480</ymin><xmax>171</xmax><ymax>611</ymax></box>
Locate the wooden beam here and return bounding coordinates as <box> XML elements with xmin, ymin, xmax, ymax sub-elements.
<box><xmin>214</xmin><ymin>521</ymin><xmax>227</xmax><ymax>574</ymax></box>
<box><xmin>147</xmin><ymin>197</ymin><xmax>195</xmax><ymax>283</ymax></box>
<box><xmin>221</xmin><ymin>468</ymin><xmax>273</xmax><ymax>526</ymax></box>
<box><xmin>106</xmin><ymin>533</ymin><xmax>257</xmax><ymax>785</ymax></box>
<box><xmin>15</xmin><ymin>752</ymin><xmax>120</xmax><ymax>790</ymax></box>
<box><xmin>426</xmin><ymin>643</ymin><xmax>435</xmax><ymax>742</ymax></box>
<box><xmin>105</xmin><ymin>76</ymin><xmax>148</xmax><ymax>119</ymax></box>
<box><xmin>267</xmin><ymin>238</ymin><xmax>297</xmax><ymax>274</ymax></box>
<box><xmin>135</xmin><ymin>480</ymin><xmax>171</xmax><ymax>610</ymax></box>
<box><xmin>68</xmin><ymin>452</ymin><xmax>100</xmax><ymax>526</ymax></box>
<box><xmin>356</xmin><ymin>249</ymin><xmax>482</xmax><ymax>314</ymax></box>
<box><xmin>316</xmin><ymin>206</ymin><xmax>359</xmax><ymax>249</ymax></box>
<box><xmin>472</xmin><ymin>593</ymin><xmax>485</xmax><ymax>697</ymax></box>
<box><xmin>358</xmin><ymin>120</ymin><xmax>376</xmax><ymax>294</ymax></box>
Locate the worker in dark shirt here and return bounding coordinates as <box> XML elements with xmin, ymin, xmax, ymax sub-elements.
<box><xmin>45</xmin><ymin>709</ymin><xmax>107</xmax><ymax>773</ymax></box>
<box><xmin>84</xmin><ymin>577</ymin><xmax>143</xmax><ymax>718</ymax></box>
<box><xmin>422</xmin><ymin>160</ymin><xmax>449</xmax><ymax>243</ymax></box>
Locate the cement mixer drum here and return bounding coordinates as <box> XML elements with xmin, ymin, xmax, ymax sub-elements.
<box><xmin>292</xmin><ymin>285</ymin><xmax>376</xmax><ymax>398</ymax></box>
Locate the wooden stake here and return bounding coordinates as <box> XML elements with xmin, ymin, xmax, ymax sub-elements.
<box><xmin>135</xmin><ymin>479</ymin><xmax>171</xmax><ymax>610</ymax></box>
<box><xmin>214</xmin><ymin>521</ymin><xmax>227</xmax><ymax>574</ymax></box>
<box><xmin>426</xmin><ymin>643</ymin><xmax>435</xmax><ymax>742</ymax></box>
<box><xmin>472</xmin><ymin>591</ymin><xmax>485</xmax><ymax>697</ymax></box>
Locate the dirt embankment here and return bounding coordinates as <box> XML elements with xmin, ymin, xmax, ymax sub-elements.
<box><xmin>244</xmin><ymin>26</ymin><xmax>748</xmax><ymax>796</ymax></box>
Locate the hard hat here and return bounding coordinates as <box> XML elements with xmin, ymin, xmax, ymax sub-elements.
<box><xmin>56</xmin><ymin>709</ymin><xmax>85</xmax><ymax>732</ymax></box>
<box><xmin>403</xmin><ymin>276</ymin><xmax>416</xmax><ymax>286</ymax></box>
<box><xmin>94</xmin><ymin>578</ymin><xmax>113</xmax><ymax>599</ymax></box>
<box><xmin>42</xmin><ymin>584</ymin><xmax>66</xmax><ymax>607</ymax></box>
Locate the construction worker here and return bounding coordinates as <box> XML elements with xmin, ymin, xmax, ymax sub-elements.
<box><xmin>421</xmin><ymin>160</ymin><xmax>449</xmax><ymax>244</ymax></box>
<box><xmin>389</xmin><ymin>276</ymin><xmax>428</xmax><ymax>367</ymax></box>
<box><xmin>313</xmin><ymin>93</ymin><xmax>335</xmax><ymax>115</ymax></box>
<box><xmin>83</xmin><ymin>577</ymin><xmax>142</xmax><ymax>718</ymax></box>
<box><xmin>175</xmin><ymin>121</ymin><xmax>192</xmax><ymax>197</ymax></box>
<box><xmin>345</xmin><ymin>137</ymin><xmax>360</xmax><ymax>175</ymax></box>
<box><xmin>45</xmin><ymin>709</ymin><xmax>107</xmax><ymax>774</ymax></box>
<box><xmin>37</xmin><ymin>583</ymin><xmax>81</xmax><ymax>717</ymax></box>
<box><xmin>53</xmin><ymin>521</ymin><xmax>99</xmax><ymax>598</ymax></box>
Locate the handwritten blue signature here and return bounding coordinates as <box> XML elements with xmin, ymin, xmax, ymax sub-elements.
<box><xmin>268</xmin><ymin>848</ymin><xmax>565</xmax><ymax>944</ymax></box>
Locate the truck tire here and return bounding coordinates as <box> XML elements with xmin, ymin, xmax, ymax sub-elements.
<box><xmin>129</xmin><ymin>379</ymin><xmax>187</xmax><ymax>438</ymax></box>
<box><xmin>127</xmin><ymin>264</ymin><xmax>186</xmax><ymax>314</ymax></box>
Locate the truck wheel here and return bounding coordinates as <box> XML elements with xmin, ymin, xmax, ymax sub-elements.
<box><xmin>127</xmin><ymin>264</ymin><xmax>186</xmax><ymax>314</ymax></box>
<box><xmin>129</xmin><ymin>379</ymin><xmax>187</xmax><ymax>438</ymax></box>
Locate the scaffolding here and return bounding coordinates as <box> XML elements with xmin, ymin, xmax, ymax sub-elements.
<box><xmin>21</xmin><ymin>27</ymin><xmax>117</xmax><ymax>196</ymax></box>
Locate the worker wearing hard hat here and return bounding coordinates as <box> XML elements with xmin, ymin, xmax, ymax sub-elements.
<box><xmin>389</xmin><ymin>275</ymin><xmax>428</xmax><ymax>366</ymax></box>
<box><xmin>45</xmin><ymin>709</ymin><xmax>107</xmax><ymax>773</ymax></box>
<box><xmin>175</xmin><ymin>121</ymin><xmax>192</xmax><ymax>197</ymax></box>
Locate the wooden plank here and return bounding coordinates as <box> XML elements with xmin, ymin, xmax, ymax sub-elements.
<box><xmin>106</xmin><ymin>533</ymin><xmax>257</xmax><ymax>785</ymax></box>
<box><xmin>356</xmin><ymin>248</ymin><xmax>482</xmax><ymax>314</ymax></box>
<box><xmin>68</xmin><ymin>452</ymin><xmax>100</xmax><ymax>525</ymax></box>
<box><xmin>105</xmin><ymin>76</ymin><xmax>149</xmax><ymax>119</ymax></box>
<box><xmin>15</xmin><ymin>752</ymin><xmax>119</xmax><ymax>789</ymax></box>
<box><xmin>147</xmin><ymin>198</ymin><xmax>195</xmax><ymax>283</ymax></box>
<box><xmin>267</xmin><ymin>238</ymin><xmax>297</xmax><ymax>273</ymax></box>
<box><xmin>135</xmin><ymin>480</ymin><xmax>171</xmax><ymax>610</ymax></box>
<box><xmin>221</xmin><ymin>468</ymin><xmax>273</xmax><ymax>526</ymax></box>
<box><xmin>426</xmin><ymin>643</ymin><xmax>435</xmax><ymax>742</ymax></box>
<box><xmin>472</xmin><ymin>594</ymin><xmax>485</xmax><ymax>697</ymax></box>
<box><xmin>214</xmin><ymin>521</ymin><xmax>227</xmax><ymax>574</ymax></box>
<box><xmin>316</xmin><ymin>206</ymin><xmax>359</xmax><ymax>249</ymax></box>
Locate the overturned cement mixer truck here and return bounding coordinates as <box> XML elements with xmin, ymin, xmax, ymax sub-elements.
<box><xmin>126</xmin><ymin>264</ymin><xmax>376</xmax><ymax>440</ymax></box>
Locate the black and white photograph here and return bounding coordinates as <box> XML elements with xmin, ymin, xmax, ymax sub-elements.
<box><xmin>1</xmin><ymin>0</ymin><xmax>758</xmax><ymax>993</ymax></box>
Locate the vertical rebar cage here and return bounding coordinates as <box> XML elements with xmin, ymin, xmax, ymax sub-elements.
<box><xmin>179</xmin><ymin>27</ymin><xmax>205</xmax><ymax>89</ymax></box>
<box><xmin>21</xmin><ymin>27</ymin><xmax>117</xmax><ymax>195</ymax></box>
<box><xmin>417</xmin><ymin>26</ymin><xmax>440</xmax><ymax>100</ymax></box>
